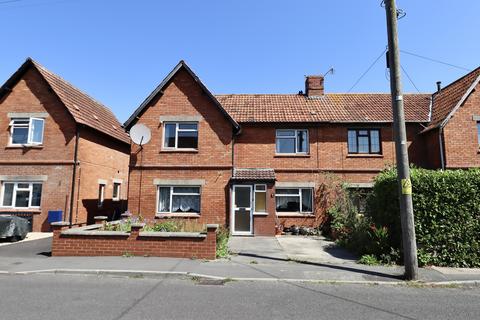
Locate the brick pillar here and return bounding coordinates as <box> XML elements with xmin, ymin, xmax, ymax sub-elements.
<box><xmin>205</xmin><ymin>224</ymin><xmax>219</xmax><ymax>260</ymax></box>
<box><xmin>94</xmin><ymin>216</ymin><xmax>108</xmax><ymax>227</ymax></box>
<box><xmin>50</xmin><ymin>221</ymin><xmax>70</xmax><ymax>256</ymax></box>
<box><xmin>129</xmin><ymin>223</ymin><xmax>144</xmax><ymax>240</ymax></box>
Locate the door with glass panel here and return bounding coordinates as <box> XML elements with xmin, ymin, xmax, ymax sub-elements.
<box><xmin>232</xmin><ymin>185</ymin><xmax>253</xmax><ymax>235</ymax></box>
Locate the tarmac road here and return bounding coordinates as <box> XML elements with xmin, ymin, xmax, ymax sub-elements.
<box><xmin>0</xmin><ymin>273</ymin><xmax>478</xmax><ymax>320</ymax></box>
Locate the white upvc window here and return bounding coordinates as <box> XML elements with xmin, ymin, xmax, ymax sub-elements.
<box><xmin>254</xmin><ymin>184</ymin><xmax>267</xmax><ymax>214</ymax></box>
<box><xmin>9</xmin><ymin>118</ymin><xmax>45</xmax><ymax>146</ymax></box>
<box><xmin>163</xmin><ymin>122</ymin><xmax>198</xmax><ymax>150</ymax></box>
<box><xmin>275</xmin><ymin>188</ymin><xmax>313</xmax><ymax>214</ymax></box>
<box><xmin>98</xmin><ymin>183</ymin><xmax>105</xmax><ymax>207</ymax></box>
<box><xmin>156</xmin><ymin>186</ymin><xmax>201</xmax><ymax>214</ymax></box>
<box><xmin>275</xmin><ymin>129</ymin><xmax>309</xmax><ymax>154</ymax></box>
<box><xmin>0</xmin><ymin>182</ymin><xmax>42</xmax><ymax>208</ymax></box>
<box><xmin>112</xmin><ymin>182</ymin><xmax>121</xmax><ymax>202</ymax></box>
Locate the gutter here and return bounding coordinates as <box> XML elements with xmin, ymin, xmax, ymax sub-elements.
<box><xmin>439</xmin><ymin>127</ymin><xmax>445</xmax><ymax>170</ymax></box>
<box><xmin>68</xmin><ymin>127</ymin><xmax>80</xmax><ymax>227</ymax></box>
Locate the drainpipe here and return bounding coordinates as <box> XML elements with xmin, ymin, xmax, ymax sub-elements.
<box><xmin>69</xmin><ymin>127</ymin><xmax>80</xmax><ymax>227</ymax></box>
<box><xmin>438</xmin><ymin>127</ymin><xmax>445</xmax><ymax>170</ymax></box>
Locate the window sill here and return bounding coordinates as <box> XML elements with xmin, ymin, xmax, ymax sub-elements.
<box><xmin>5</xmin><ymin>145</ymin><xmax>43</xmax><ymax>149</ymax></box>
<box><xmin>276</xmin><ymin>212</ymin><xmax>314</xmax><ymax>217</ymax></box>
<box><xmin>253</xmin><ymin>212</ymin><xmax>268</xmax><ymax>216</ymax></box>
<box><xmin>274</xmin><ymin>154</ymin><xmax>310</xmax><ymax>158</ymax></box>
<box><xmin>160</xmin><ymin>149</ymin><xmax>198</xmax><ymax>154</ymax></box>
<box><xmin>346</xmin><ymin>154</ymin><xmax>383</xmax><ymax>158</ymax></box>
<box><xmin>0</xmin><ymin>208</ymin><xmax>42</xmax><ymax>213</ymax></box>
<box><xmin>156</xmin><ymin>213</ymin><xmax>201</xmax><ymax>218</ymax></box>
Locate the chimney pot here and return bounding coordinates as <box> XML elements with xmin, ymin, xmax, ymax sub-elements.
<box><xmin>436</xmin><ymin>81</ymin><xmax>442</xmax><ymax>92</ymax></box>
<box><xmin>305</xmin><ymin>75</ymin><xmax>324</xmax><ymax>97</ymax></box>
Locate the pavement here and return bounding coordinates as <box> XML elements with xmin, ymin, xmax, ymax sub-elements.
<box><xmin>1</xmin><ymin>233</ymin><xmax>480</xmax><ymax>285</ymax></box>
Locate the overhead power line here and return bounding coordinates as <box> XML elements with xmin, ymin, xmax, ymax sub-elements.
<box><xmin>347</xmin><ymin>47</ymin><xmax>387</xmax><ymax>93</ymax></box>
<box><xmin>400</xmin><ymin>50</ymin><xmax>471</xmax><ymax>72</ymax></box>
<box><xmin>400</xmin><ymin>64</ymin><xmax>421</xmax><ymax>93</ymax></box>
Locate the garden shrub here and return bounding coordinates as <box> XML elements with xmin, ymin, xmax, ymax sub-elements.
<box><xmin>367</xmin><ymin>168</ymin><xmax>480</xmax><ymax>267</ymax></box>
<box><xmin>215</xmin><ymin>226</ymin><xmax>230</xmax><ymax>258</ymax></box>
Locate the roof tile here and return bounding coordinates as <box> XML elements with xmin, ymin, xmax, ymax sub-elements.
<box><xmin>215</xmin><ymin>93</ymin><xmax>431</xmax><ymax>123</ymax></box>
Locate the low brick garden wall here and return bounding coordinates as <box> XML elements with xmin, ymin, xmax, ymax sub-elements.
<box><xmin>51</xmin><ymin>221</ymin><xmax>218</xmax><ymax>260</ymax></box>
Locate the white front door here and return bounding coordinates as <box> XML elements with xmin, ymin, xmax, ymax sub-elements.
<box><xmin>232</xmin><ymin>185</ymin><xmax>253</xmax><ymax>235</ymax></box>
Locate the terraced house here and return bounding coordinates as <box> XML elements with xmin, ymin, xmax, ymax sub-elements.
<box><xmin>0</xmin><ymin>59</ymin><xmax>130</xmax><ymax>231</ymax></box>
<box><xmin>124</xmin><ymin>61</ymin><xmax>480</xmax><ymax>236</ymax></box>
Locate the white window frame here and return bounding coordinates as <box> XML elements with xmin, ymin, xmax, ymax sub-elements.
<box><xmin>156</xmin><ymin>186</ymin><xmax>201</xmax><ymax>214</ymax></box>
<box><xmin>275</xmin><ymin>187</ymin><xmax>313</xmax><ymax>214</ymax></box>
<box><xmin>9</xmin><ymin>117</ymin><xmax>45</xmax><ymax>146</ymax></box>
<box><xmin>0</xmin><ymin>181</ymin><xmax>42</xmax><ymax>209</ymax></box>
<box><xmin>162</xmin><ymin>122</ymin><xmax>198</xmax><ymax>150</ymax></box>
<box><xmin>98</xmin><ymin>183</ymin><xmax>105</xmax><ymax>207</ymax></box>
<box><xmin>253</xmin><ymin>184</ymin><xmax>267</xmax><ymax>214</ymax></box>
<box><xmin>112</xmin><ymin>182</ymin><xmax>121</xmax><ymax>202</ymax></box>
<box><xmin>275</xmin><ymin>129</ymin><xmax>309</xmax><ymax>154</ymax></box>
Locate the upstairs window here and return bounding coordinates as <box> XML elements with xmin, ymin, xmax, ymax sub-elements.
<box><xmin>276</xmin><ymin>129</ymin><xmax>309</xmax><ymax>154</ymax></box>
<box><xmin>163</xmin><ymin>122</ymin><xmax>198</xmax><ymax>150</ymax></box>
<box><xmin>348</xmin><ymin>129</ymin><xmax>381</xmax><ymax>154</ymax></box>
<box><xmin>1</xmin><ymin>182</ymin><xmax>42</xmax><ymax>208</ymax></box>
<box><xmin>9</xmin><ymin>118</ymin><xmax>44</xmax><ymax>146</ymax></box>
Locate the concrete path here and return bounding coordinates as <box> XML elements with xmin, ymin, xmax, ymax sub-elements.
<box><xmin>276</xmin><ymin>235</ymin><xmax>358</xmax><ymax>264</ymax></box>
<box><xmin>1</xmin><ymin>235</ymin><xmax>480</xmax><ymax>284</ymax></box>
<box><xmin>229</xmin><ymin>235</ymin><xmax>357</xmax><ymax>265</ymax></box>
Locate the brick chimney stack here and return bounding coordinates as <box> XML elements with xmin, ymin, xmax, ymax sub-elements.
<box><xmin>305</xmin><ymin>75</ymin><xmax>324</xmax><ymax>97</ymax></box>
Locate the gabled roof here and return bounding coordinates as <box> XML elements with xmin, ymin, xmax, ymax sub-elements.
<box><xmin>124</xmin><ymin>60</ymin><xmax>240</xmax><ymax>131</ymax></box>
<box><xmin>0</xmin><ymin>58</ymin><xmax>129</xmax><ymax>144</ymax></box>
<box><xmin>216</xmin><ymin>93</ymin><xmax>431</xmax><ymax>123</ymax></box>
<box><xmin>424</xmin><ymin>67</ymin><xmax>480</xmax><ymax>132</ymax></box>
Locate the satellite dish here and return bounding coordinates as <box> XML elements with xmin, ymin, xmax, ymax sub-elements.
<box><xmin>130</xmin><ymin>123</ymin><xmax>151</xmax><ymax>146</ymax></box>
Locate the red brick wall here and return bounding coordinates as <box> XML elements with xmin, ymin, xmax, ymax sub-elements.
<box><xmin>74</xmin><ymin>127</ymin><xmax>130</xmax><ymax>225</ymax></box>
<box><xmin>234</xmin><ymin>123</ymin><xmax>424</xmax><ymax>172</ymax></box>
<box><xmin>129</xmin><ymin>168</ymin><xmax>230</xmax><ymax>225</ymax></box>
<box><xmin>443</xmin><ymin>83</ymin><xmax>480</xmax><ymax>168</ymax></box>
<box><xmin>252</xmin><ymin>183</ymin><xmax>276</xmax><ymax>236</ymax></box>
<box><xmin>127</xmin><ymin>67</ymin><xmax>234</xmax><ymax>226</ymax></box>
<box><xmin>51</xmin><ymin>224</ymin><xmax>217</xmax><ymax>259</ymax></box>
<box><xmin>0</xmin><ymin>66</ymin><xmax>130</xmax><ymax>231</ymax></box>
<box><xmin>0</xmin><ymin>68</ymin><xmax>77</xmax><ymax>231</ymax></box>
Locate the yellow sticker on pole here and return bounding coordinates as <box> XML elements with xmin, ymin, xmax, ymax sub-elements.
<box><xmin>401</xmin><ymin>178</ymin><xmax>412</xmax><ymax>195</ymax></box>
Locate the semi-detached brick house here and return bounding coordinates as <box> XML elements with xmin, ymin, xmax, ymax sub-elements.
<box><xmin>123</xmin><ymin>61</ymin><xmax>480</xmax><ymax>236</ymax></box>
<box><xmin>0</xmin><ymin>58</ymin><xmax>130</xmax><ymax>232</ymax></box>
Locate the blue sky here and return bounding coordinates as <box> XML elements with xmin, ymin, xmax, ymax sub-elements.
<box><xmin>1</xmin><ymin>0</ymin><xmax>478</xmax><ymax>122</ymax></box>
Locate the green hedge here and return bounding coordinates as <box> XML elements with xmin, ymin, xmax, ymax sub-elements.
<box><xmin>368</xmin><ymin>168</ymin><xmax>480</xmax><ymax>267</ymax></box>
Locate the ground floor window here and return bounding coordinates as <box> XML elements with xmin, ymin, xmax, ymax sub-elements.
<box><xmin>157</xmin><ymin>186</ymin><xmax>201</xmax><ymax>214</ymax></box>
<box><xmin>112</xmin><ymin>182</ymin><xmax>121</xmax><ymax>201</ymax></box>
<box><xmin>347</xmin><ymin>187</ymin><xmax>372</xmax><ymax>213</ymax></box>
<box><xmin>275</xmin><ymin>188</ymin><xmax>313</xmax><ymax>213</ymax></box>
<box><xmin>254</xmin><ymin>184</ymin><xmax>267</xmax><ymax>213</ymax></box>
<box><xmin>0</xmin><ymin>182</ymin><xmax>42</xmax><ymax>208</ymax></box>
<box><xmin>98</xmin><ymin>183</ymin><xmax>105</xmax><ymax>207</ymax></box>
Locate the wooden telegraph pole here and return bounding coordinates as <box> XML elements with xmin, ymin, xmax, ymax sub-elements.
<box><xmin>384</xmin><ymin>0</ymin><xmax>419</xmax><ymax>280</ymax></box>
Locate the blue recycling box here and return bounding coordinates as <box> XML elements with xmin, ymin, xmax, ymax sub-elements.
<box><xmin>48</xmin><ymin>210</ymin><xmax>63</xmax><ymax>223</ymax></box>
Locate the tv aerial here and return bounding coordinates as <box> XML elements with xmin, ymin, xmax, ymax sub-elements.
<box><xmin>129</xmin><ymin>123</ymin><xmax>151</xmax><ymax>146</ymax></box>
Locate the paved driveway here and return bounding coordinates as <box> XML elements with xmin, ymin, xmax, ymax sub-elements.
<box><xmin>228</xmin><ymin>235</ymin><xmax>357</xmax><ymax>265</ymax></box>
<box><xmin>0</xmin><ymin>233</ymin><xmax>52</xmax><ymax>258</ymax></box>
